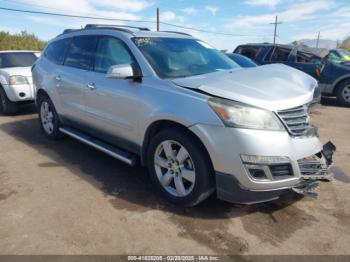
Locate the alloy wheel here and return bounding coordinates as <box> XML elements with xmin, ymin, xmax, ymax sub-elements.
<box><xmin>154</xmin><ymin>140</ymin><xmax>196</xmax><ymax>197</ymax></box>
<box><xmin>40</xmin><ymin>101</ymin><xmax>55</xmax><ymax>135</ymax></box>
<box><xmin>342</xmin><ymin>85</ymin><xmax>350</xmax><ymax>103</ymax></box>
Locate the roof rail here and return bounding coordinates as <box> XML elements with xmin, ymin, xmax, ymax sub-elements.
<box><xmin>62</xmin><ymin>29</ymin><xmax>81</xmax><ymax>34</ymax></box>
<box><xmin>160</xmin><ymin>31</ymin><xmax>192</xmax><ymax>37</ymax></box>
<box><xmin>85</xmin><ymin>24</ymin><xmax>150</xmax><ymax>31</ymax></box>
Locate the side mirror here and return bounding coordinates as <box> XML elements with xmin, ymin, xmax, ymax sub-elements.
<box><xmin>106</xmin><ymin>64</ymin><xmax>136</xmax><ymax>79</ymax></box>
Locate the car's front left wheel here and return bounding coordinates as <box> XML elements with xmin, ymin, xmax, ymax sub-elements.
<box><xmin>147</xmin><ymin>128</ymin><xmax>215</xmax><ymax>206</ymax></box>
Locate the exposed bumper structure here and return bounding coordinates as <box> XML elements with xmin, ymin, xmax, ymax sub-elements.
<box><xmin>190</xmin><ymin>123</ymin><xmax>336</xmax><ymax>204</ymax></box>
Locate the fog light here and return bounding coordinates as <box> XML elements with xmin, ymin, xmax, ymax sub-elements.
<box><xmin>248</xmin><ymin>168</ymin><xmax>267</xmax><ymax>179</ymax></box>
<box><xmin>242</xmin><ymin>155</ymin><xmax>293</xmax><ymax>181</ymax></box>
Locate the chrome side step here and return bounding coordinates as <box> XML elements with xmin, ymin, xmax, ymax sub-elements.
<box><xmin>59</xmin><ymin>127</ymin><xmax>137</xmax><ymax>166</ymax></box>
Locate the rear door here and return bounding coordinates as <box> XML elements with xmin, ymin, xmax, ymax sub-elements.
<box><xmin>57</xmin><ymin>35</ymin><xmax>97</xmax><ymax>125</ymax></box>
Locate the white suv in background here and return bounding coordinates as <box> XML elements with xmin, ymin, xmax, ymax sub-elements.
<box><xmin>0</xmin><ymin>50</ymin><xmax>40</xmax><ymax>114</ymax></box>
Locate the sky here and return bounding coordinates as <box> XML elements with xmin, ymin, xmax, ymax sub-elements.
<box><xmin>0</xmin><ymin>0</ymin><xmax>349</xmax><ymax>51</ymax></box>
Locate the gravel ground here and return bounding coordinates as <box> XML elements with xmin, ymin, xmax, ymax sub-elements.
<box><xmin>0</xmin><ymin>98</ymin><xmax>349</xmax><ymax>255</ymax></box>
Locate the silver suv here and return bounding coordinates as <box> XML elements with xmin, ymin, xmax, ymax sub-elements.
<box><xmin>32</xmin><ymin>25</ymin><xmax>335</xmax><ymax>206</ymax></box>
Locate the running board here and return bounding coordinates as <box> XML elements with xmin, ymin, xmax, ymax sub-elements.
<box><xmin>59</xmin><ymin>127</ymin><xmax>137</xmax><ymax>166</ymax></box>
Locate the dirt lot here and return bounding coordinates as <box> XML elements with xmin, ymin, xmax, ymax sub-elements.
<box><xmin>0</xmin><ymin>98</ymin><xmax>349</xmax><ymax>255</ymax></box>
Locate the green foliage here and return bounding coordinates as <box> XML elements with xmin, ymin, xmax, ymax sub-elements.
<box><xmin>339</xmin><ymin>37</ymin><xmax>350</xmax><ymax>52</ymax></box>
<box><xmin>0</xmin><ymin>31</ymin><xmax>46</xmax><ymax>51</ymax></box>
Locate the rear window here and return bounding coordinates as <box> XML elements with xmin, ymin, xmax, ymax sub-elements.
<box><xmin>235</xmin><ymin>46</ymin><xmax>262</xmax><ymax>60</ymax></box>
<box><xmin>64</xmin><ymin>36</ymin><xmax>97</xmax><ymax>70</ymax></box>
<box><xmin>44</xmin><ymin>38</ymin><xmax>71</xmax><ymax>64</ymax></box>
<box><xmin>296</xmin><ymin>51</ymin><xmax>319</xmax><ymax>64</ymax></box>
<box><xmin>0</xmin><ymin>52</ymin><xmax>37</xmax><ymax>68</ymax></box>
<box><xmin>270</xmin><ymin>47</ymin><xmax>291</xmax><ymax>62</ymax></box>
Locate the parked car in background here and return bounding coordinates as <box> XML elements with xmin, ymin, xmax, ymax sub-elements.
<box><xmin>233</xmin><ymin>43</ymin><xmax>327</xmax><ymax>79</ymax></box>
<box><xmin>317</xmin><ymin>52</ymin><xmax>350</xmax><ymax>106</ymax></box>
<box><xmin>32</xmin><ymin>25</ymin><xmax>334</xmax><ymax>206</ymax></box>
<box><xmin>328</xmin><ymin>49</ymin><xmax>350</xmax><ymax>63</ymax></box>
<box><xmin>0</xmin><ymin>50</ymin><xmax>40</xmax><ymax>114</ymax></box>
<box><xmin>225</xmin><ymin>53</ymin><xmax>257</xmax><ymax>68</ymax></box>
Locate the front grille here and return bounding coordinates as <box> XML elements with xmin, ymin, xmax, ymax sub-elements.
<box><xmin>277</xmin><ymin>105</ymin><xmax>311</xmax><ymax>136</ymax></box>
<box><xmin>298</xmin><ymin>153</ymin><xmax>329</xmax><ymax>179</ymax></box>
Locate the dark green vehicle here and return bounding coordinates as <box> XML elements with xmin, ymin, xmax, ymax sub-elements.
<box><xmin>317</xmin><ymin>50</ymin><xmax>350</xmax><ymax>106</ymax></box>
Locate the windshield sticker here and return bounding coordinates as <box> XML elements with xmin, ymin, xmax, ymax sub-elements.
<box><xmin>134</xmin><ymin>37</ymin><xmax>151</xmax><ymax>46</ymax></box>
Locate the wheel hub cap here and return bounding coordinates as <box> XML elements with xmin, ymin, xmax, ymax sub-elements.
<box><xmin>40</xmin><ymin>101</ymin><xmax>54</xmax><ymax>134</ymax></box>
<box><xmin>342</xmin><ymin>85</ymin><xmax>350</xmax><ymax>102</ymax></box>
<box><xmin>154</xmin><ymin>140</ymin><xmax>196</xmax><ymax>197</ymax></box>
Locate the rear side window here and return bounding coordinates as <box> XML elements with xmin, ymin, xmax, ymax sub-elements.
<box><xmin>44</xmin><ymin>38</ymin><xmax>71</xmax><ymax>64</ymax></box>
<box><xmin>296</xmin><ymin>51</ymin><xmax>319</xmax><ymax>64</ymax></box>
<box><xmin>270</xmin><ymin>47</ymin><xmax>291</xmax><ymax>62</ymax></box>
<box><xmin>236</xmin><ymin>46</ymin><xmax>261</xmax><ymax>60</ymax></box>
<box><xmin>64</xmin><ymin>36</ymin><xmax>97</xmax><ymax>70</ymax></box>
<box><xmin>94</xmin><ymin>37</ymin><xmax>135</xmax><ymax>73</ymax></box>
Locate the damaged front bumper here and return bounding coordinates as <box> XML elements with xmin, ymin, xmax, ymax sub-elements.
<box><xmin>291</xmin><ymin>141</ymin><xmax>336</xmax><ymax>198</ymax></box>
<box><xmin>216</xmin><ymin>141</ymin><xmax>336</xmax><ymax>204</ymax></box>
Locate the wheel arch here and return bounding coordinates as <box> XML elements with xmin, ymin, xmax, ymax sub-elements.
<box><xmin>141</xmin><ymin>120</ymin><xmax>214</xmax><ymax>174</ymax></box>
<box><xmin>333</xmin><ymin>75</ymin><xmax>350</xmax><ymax>95</ymax></box>
<box><xmin>36</xmin><ymin>88</ymin><xmax>51</xmax><ymax>105</ymax></box>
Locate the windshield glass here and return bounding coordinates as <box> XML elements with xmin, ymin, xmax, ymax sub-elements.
<box><xmin>0</xmin><ymin>52</ymin><xmax>38</xmax><ymax>68</ymax></box>
<box><xmin>132</xmin><ymin>37</ymin><xmax>239</xmax><ymax>79</ymax></box>
<box><xmin>226</xmin><ymin>54</ymin><xmax>257</xmax><ymax>68</ymax></box>
<box><xmin>338</xmin><ymin>49</ymin><xmax>350</xmax><ymax>61</ymax></box>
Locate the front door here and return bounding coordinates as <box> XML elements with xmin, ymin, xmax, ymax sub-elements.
<box><xmin>84</xmin><ymin>36</ymin><xmax>142</xmax><ymax>147</ymax></box>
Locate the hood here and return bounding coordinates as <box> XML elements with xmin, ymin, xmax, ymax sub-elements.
<box><xmin>0</xmin><ymin>66</ymin><xmax>32</xmax><ymax>78</ymax></box>
<box><xmin>172</xmin><ymin>64</ymin><xmax>317</xmax><ymax>111</ymax></box>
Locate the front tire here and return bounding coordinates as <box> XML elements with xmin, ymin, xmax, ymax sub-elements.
<box><xmin>336</xmin><ymin>79</ymin><xmax>350</xmax><ymax>107</ymax></box>
<box><xmin>0</xmin><ymin>87</ymin><xmax>18</xmax><ymax>115</ymax></box>
<box><xmin>37</xmin><ymin>94</ymin><xmax>63</xmax><ymax>140</ymax></box>
<box><xmin>147</xmin><ymin>129</ymin><xmax>215</xmax><ymax>206</ymax></box>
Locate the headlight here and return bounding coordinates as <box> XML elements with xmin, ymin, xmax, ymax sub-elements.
<box><xmin>9</xmin><ymin>75</ymin><xmax>29</xmax><ymax>85</ymax></box>
<box><xmin>208</xmin><ymin>97</ymin><xmax>285</xmax><ymax>131</ymax></box>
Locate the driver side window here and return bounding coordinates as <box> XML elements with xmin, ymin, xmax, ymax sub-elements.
<box><xmin>94</xmin><ymin>37</ymin><xmax>135</xmax><ymax>73</ymax></box>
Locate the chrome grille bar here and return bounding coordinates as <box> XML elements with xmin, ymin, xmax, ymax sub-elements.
<box><xmin>277</xmin><ymin>105</ymin><xmax>311</xmax><ymax>136</ymax></box>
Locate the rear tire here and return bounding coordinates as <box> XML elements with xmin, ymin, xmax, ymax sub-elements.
<box><xmin>37</xmin><ymin>94</ymin><xmax>63</xmax><ymax>140</ymax></box>
<box><xmin>0</xmin><ymin>87</ymin><xmax>18</xmax><ymax>115</ymax></box>
<box><xmin>336</xmin><ymin>79</ymin><xmax>350</xmax><ymax>107</ymax></box>
<box><xmin>147</xmin><ymin>128</ymin><xmax>215</xmax><ymax>206</ymax></box>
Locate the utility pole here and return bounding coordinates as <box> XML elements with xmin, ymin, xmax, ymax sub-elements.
<box><xmin>316</xmin><ymin>31</ymin><xmax>320</xmax><ymax>48</ymax></box>
<box><xmin>270</xmin><ymin>16</ymin><xmax>282</xmax><ymax>45</ymax></box>
<box><xmin>156</xmin><ymin>8</ymin><xmax>160</xmax><ymax>32</ymax></box>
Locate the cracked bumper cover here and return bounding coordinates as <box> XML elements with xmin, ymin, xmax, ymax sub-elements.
<box><xmin>215</xmin><ymin>141</ymin><xmax>336</xmax><ymax>204</ymax></box>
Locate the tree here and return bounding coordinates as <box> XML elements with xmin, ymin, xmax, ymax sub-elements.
<box><xmin>0</xmin><ymin>31</ymin><xmax>46</xmax><ymax>51</ymax></box>
<box><xmin>339</xmin><ymin>37</ymin><xmax>350</xmax><ymax>51</ymax></box>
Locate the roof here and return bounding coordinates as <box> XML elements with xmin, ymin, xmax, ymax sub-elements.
<box><xmin>58</xmin><ymin>24</ymin><xmax>194</xmax><ymax>39</ymax></box>
<box><xmin>0</xmin><ymin>50</ymin><xmax>40</xmax><ymax>53</ymax></box>
<box><xmin>238</xmin><ymin>43</ymin><xmax>329</xmax><ymax>58</ymax></box>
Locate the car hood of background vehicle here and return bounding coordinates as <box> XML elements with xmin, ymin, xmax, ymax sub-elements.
<box><xmin>0</xmin><ymin>66</ymin><xmax>32</xmax><ymax>78</ymax></box>
<box><xmin>172</xmin><ymin>64</ymin><xmax>317</xmax><ymax>111</ymax></box>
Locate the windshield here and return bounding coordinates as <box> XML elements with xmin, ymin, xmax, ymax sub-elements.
<box><xmin>226</xmin><ymin>54</ymin><xmax>257</xmax><ymax>68</ymax></box>
<box><xmin>132</xmin><ymin>37</ymin><xmax>239</xmax><ymax>79</ymax></box>
<box><xmin>0</xmin><ymin>52</ymin><xmax>38</xmax><ymax>68</ymax></box>
<box><xmin>337</xmin><ymin>49</ymin><xmax>350</xmax><ymax>61</ymax></box>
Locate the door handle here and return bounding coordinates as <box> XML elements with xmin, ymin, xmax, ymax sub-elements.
<box><xmin>55</xmin><ymin>75</ymin><xmax>61</xmax><ymax>81</ymax></box>
<box><xmin>87</xmin><ymin>83</ymin><xmax>96</xmax><ymax>90</ymax></box>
